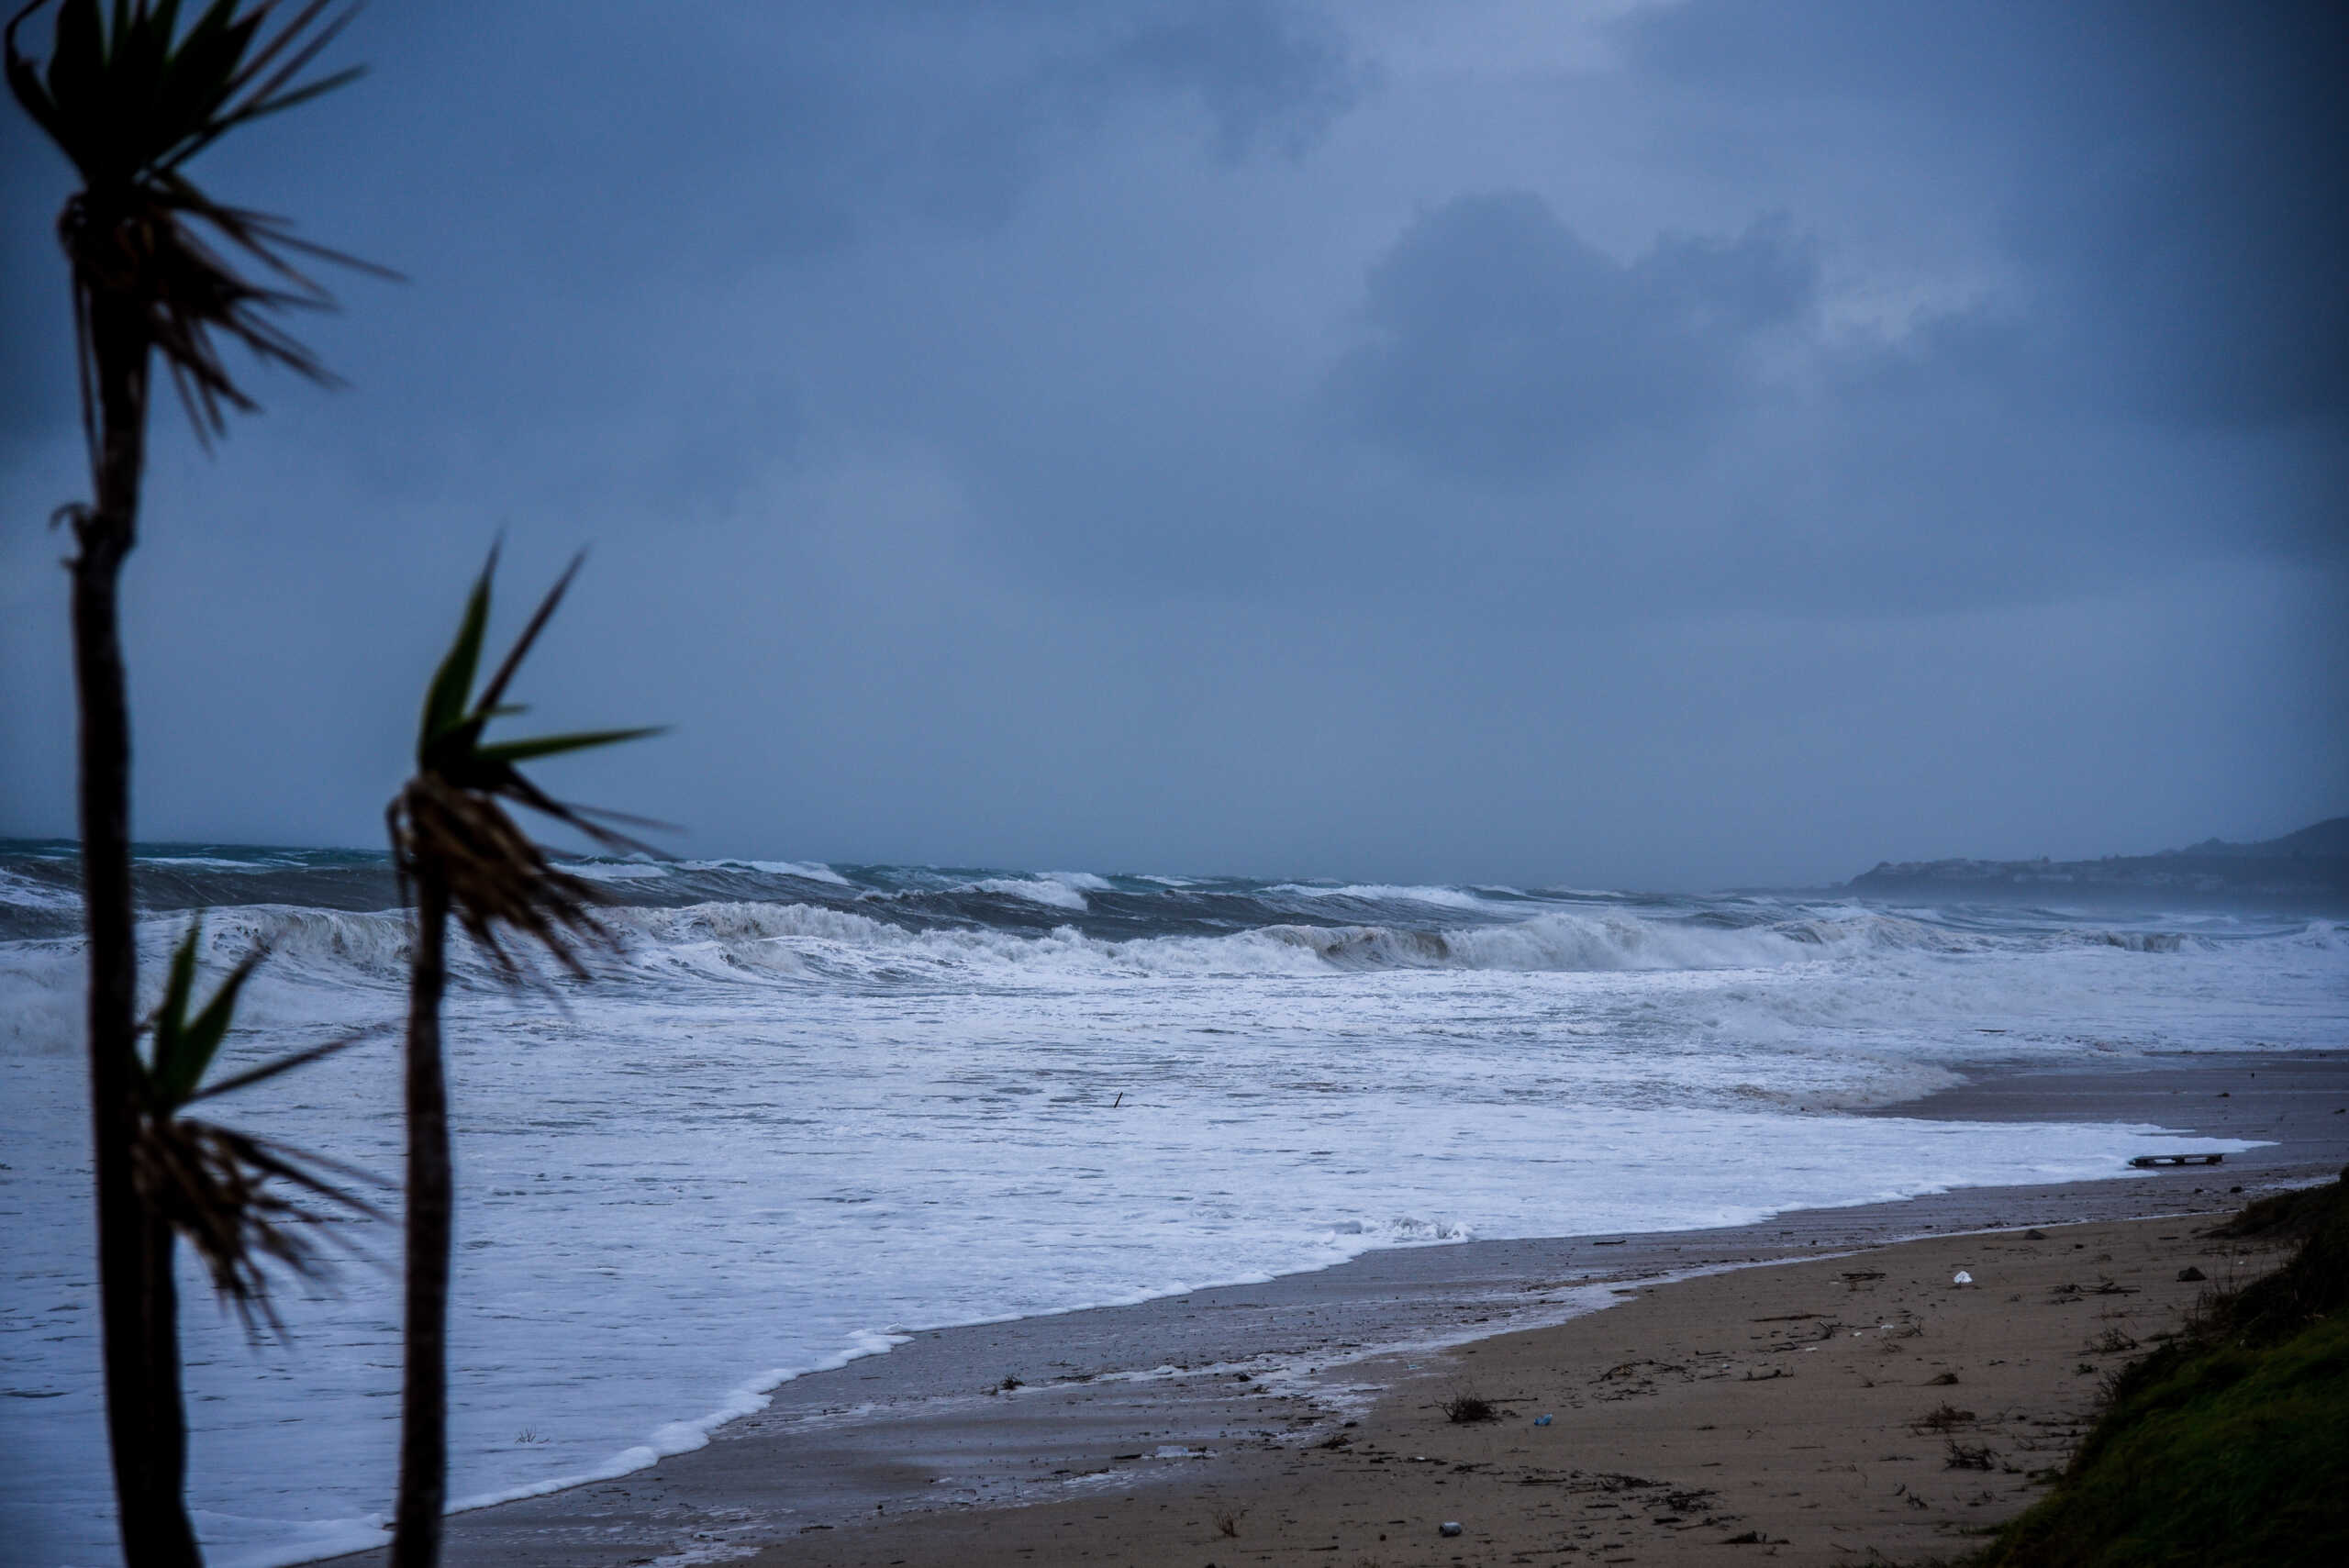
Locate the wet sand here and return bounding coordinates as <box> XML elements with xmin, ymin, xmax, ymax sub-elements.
<box><xmin>317</xmin><ymin>1052</ymin><xmax>2348</xmax><ymax>1568</ymax></box>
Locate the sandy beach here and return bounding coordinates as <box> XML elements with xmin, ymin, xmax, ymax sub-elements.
<box><xmin>305</xmin><ymin>1051</ymin><xmax>2347</xmax><ymax>1568</ymax></box>
<box><xmin>750</xmin><ymin>1211</ymin><xmax>2271</xmax><ymax>1567</ymax></box>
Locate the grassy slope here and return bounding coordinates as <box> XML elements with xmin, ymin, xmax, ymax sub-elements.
<box><xmin>1976</xmin><ymin>1173</ymin><xmax>2349</xmax><ymax>1568</ymax></box>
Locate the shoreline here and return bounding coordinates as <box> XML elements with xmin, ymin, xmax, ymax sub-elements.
<box><xmin>315</xmin><ymin>1051</ymin><xmax>2349</xmax><ymax>1568</ymax></box>
<box><xmin>753</xmin><ymin>1209</ymin><xmax>2291</xmax><ymax>1567</ymax></box>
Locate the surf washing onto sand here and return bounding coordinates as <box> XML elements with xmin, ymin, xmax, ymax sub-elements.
<box><xmin>2</xmin><ymin>844</ymin><xmax>2340</xmax><ymax>1566</ymax></box>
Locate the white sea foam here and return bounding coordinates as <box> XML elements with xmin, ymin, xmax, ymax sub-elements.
<box><xmin>963</xmin><ymin>877</ymin><xmax>1091</xmax><ymax>911</ymax></box>
<box><xmin>709</xmin><ymin>859</ymin><xmax>853</xmax><ymax>885</ymax></box>
<box><xmin>1271</xmin><ymin>882</ymin><xmax>1497</xmax><ymax>911</ymax></box>
<box><xmin>555</xmin><ymin>860</ymin><xmax>674</xmax><ymax>882</ymax></box>
<box><xmin>0</xmin><ymin>867</ymin><xmax>80</xmax><ymax>909</ymax></box>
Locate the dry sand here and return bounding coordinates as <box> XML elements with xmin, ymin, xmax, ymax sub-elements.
<box><xmin>750</xmin><ymin>1213</ymin><xmax>2288</xmax><ymax>1568</ymax></box>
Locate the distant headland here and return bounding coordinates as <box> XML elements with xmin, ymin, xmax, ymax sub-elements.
<box><xmin>1848</xmin><ymin>817</ymin><xmax>2349</xmax><ymax>909</ymax></box>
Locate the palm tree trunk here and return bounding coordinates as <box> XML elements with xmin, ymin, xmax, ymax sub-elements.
<box><xmin>140</xmin><ymin>1212</ymin><xmax>193</xmax><ymax>1549</ymax></box>
<box><xmin>78</xmin><ymin>288</ymin><xmax>202</xmax><ymax>1568</ymax></box>
<box><xmin>394</xmin><ymin>871</ymin><xmax>453</xmax><ymax>1568</ymax></box>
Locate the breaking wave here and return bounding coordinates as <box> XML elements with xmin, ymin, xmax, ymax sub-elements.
<box><xmin>0</xmin><ymin>893</ymin><xmax>2254</xmax><ymax>1039</ymax></box>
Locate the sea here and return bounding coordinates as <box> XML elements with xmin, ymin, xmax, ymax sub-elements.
<box><xmin>2</xmin><ymin>842</ymin><xmax>2343</xmax><ymax>1567</ymax></box>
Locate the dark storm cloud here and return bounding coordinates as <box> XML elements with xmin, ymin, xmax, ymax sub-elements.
<box><xmin>0</xmin><ymin>0</ymin><xmax>1362</xmax><ymax>454</ymax></box>
<box><xmin>1623</xmin><ymin>0</ymin><xmax>2349</xmax><ymax>432</ymax></box>
<box><xmin>1</xmin><ymin>2</ymin><xmax>2341</xmax><ymax>885</ymax></box>
<box><xmin>1113</xmin><ymin>0</ymin><xmax>1365</xmax><ymax>161</ymax></box>
<box><xmin>1330</xmin><ymin>193</ymin><xmax>1814</xmax><ymax>478</ymax></box>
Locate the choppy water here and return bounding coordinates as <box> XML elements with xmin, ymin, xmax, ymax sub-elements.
<box><xmin>2</xmin><ymin>842</ymin><xmax>2340</xmax><ymax>1566</ymax></box>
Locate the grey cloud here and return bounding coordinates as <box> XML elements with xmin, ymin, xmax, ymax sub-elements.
<box><xmin>1328</xmin><ymin>193</ymin><xmax>1816</xmax><ymax>481</ymax></box>
<box><xmin>0</xmin><ymin>0</ymin><xmax>1364</xmax><ymax>455</ymax></box>
<box><xmin>1111</xmin><ymin>0</ymin><xmax>1364</xmax><ymax>161</ymax></box>
<box><xmin>1622</xmin><ymin>0</ymin><xmax>2349</xmax><ymax>431</ymax></box>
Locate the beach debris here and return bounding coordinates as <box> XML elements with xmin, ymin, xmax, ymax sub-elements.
<box><xmin>1926</xmin><ymin>1371</ymin><xmax>1961</xmax><ymax>1385</ymax></box>
<box><xmin>1944</xmin><ymin>1438</ymin><xmax>2000</xmax><ymax>1471</ymax></box>
<box><xmin>2025</xmin><ymin>1229</ymin><xmax>2050</xmax><ymax>1240</ymax></box>
<box><xmin>1439</xmin><ymin>1521</ymin><xmax>1464</xmax><ymax>1537</ymax></box>
<box><xmin>2178</xmin><ymin>1265</ymin><xmax>2208</xmax><ymax>1282</ymax></box>
<box><xmin>1442</xmin><ymin>1390</ymin><xmax>1498</xmax><ymax>1423</ymax></box>
<box><xmin>1533</xmin><ymin>1414</ymin><xmax>1553</xmax><ymax>1426</ymax></box>
<box><xmin>2130</xmin><ymin>1152</ymin><xmax>2224</xmax><ymax>1169</ymax></box>
<box><xmin>1953</xmin><ymin>1270</ymin><xmax>1974</xmax><ymax>1286</ymax></box>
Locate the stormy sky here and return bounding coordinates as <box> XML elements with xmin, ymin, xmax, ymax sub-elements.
<box><xmin>1</xmin><ymin>0</ymin><xmax>2343</xmax><ymax>888</ymax></box>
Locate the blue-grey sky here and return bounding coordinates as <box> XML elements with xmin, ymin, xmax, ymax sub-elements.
<box><xmin>2</xmin><ymin>0</ymin><xmax>2343</xmax><ymax>887</ymax></box>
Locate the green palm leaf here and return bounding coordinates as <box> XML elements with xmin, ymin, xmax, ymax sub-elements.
<box><xmin>159</xmin><ymin>945</ymin><xmax>260</xmax><ymax>1106</ymax></box>
<box><xmin>418</xmin><ymin>547</ymin><xmax>495</xmax><ymax>760</ymax></box>
<box><xmin>142</xmin><ymin>917</ymin><xmax>263</xmax><ymax>1106</ymax></box>
<box><xmin>473</xmin><ymin>727</ymin><xmax>666</xmax><ymax>766</ymax></box>
<box><xmin>150</xmin><ymin>906</ymin><xmax>202</xmax><ymax>1080</ymax></box>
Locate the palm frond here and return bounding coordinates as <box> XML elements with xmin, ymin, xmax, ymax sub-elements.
<box><xmin>390</xmin><ymin>553</ymin><xmax>666</xmax><ymax>979</ymax></box>
<box><xmin>417</xmin><ymin>544</ymin><xmax>496</xmax><ymax>762</ymax></box>
<box><xmin>132</xmin><ymin>1115</ymin><xmax>383</xmax><ymax>1339</ymax></box>
<box><xmin>470</xmin><ymin>550</ymin><xmax>582</xmax><ymax>719</ymax></box>
<box><xmin>390</xmin><ymin>772</ymin><xmax>612</xmax><ymax>979</ymax></box>
<box><xmin>135</xmin><ymin>917</ymin><xmax>387</xmax><ymax>1339</ymax></box>
<box><xmin>5</xmin><ymin>0</ymin><xmax>395</xmax><ymax>455</ymax></box>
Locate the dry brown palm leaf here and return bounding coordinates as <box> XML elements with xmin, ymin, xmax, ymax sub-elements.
<box><xmin>132</xmin><ymin>1114</ymin><xmax>384</xmax><ymax>1338</ymax></box>
<box><xmin>389</xmin><ymin>772</ymin><xmax>612</xmax><ymax>979</ymax></box>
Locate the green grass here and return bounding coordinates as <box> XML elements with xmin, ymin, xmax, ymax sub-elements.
<box><xmin>1971</xmin><ymin>1171</ymin><xmax>2349</xmax><ymax>1568</ymax></box>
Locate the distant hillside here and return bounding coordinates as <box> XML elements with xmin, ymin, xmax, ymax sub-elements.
<box><xmin>2171</xmin><ymin>817</ymin><xmax>2349</xmax><ymax>860</ymax></box>
<box><xmin>1848</xmin><ymin>817</ymin><xmax>2349</xmax><ymax>908</ymax></box>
